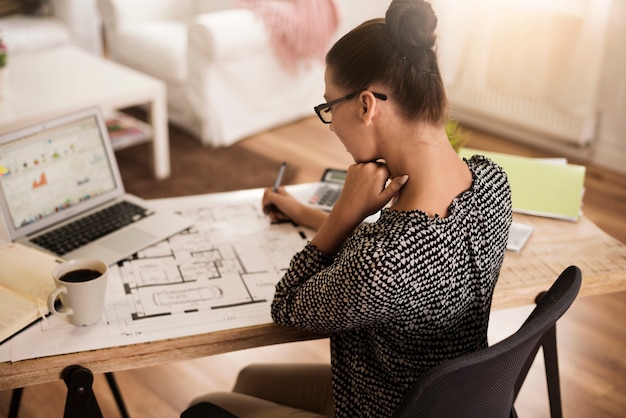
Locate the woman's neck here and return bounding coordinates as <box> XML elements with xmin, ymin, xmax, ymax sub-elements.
<box><xmin>382</xmin><ymin>123</ymin><xmax>472</xmax><ymax>217</ymax></box>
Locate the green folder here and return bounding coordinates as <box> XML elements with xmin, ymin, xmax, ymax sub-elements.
<box><xmin>459</xmin><ymin>148</ymin><xmax>586</xmax><ymax>221</ymax></box>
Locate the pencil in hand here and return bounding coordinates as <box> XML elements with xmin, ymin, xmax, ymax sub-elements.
<box><xmin>264</xmin><ymin>162</ymin><xmax>287</xmax><ymax>218</ymax></box>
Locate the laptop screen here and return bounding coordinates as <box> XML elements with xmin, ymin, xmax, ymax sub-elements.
<box><xmin>0</xmin><ymin>108</ymin><xmax>123</xmax><ymax>240</ymax></box>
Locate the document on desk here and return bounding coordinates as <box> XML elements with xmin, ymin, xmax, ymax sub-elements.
<box><xmin>0</xmin><ymin>188</ymin><xmax>314</xmax><ymax>362</ymax></box>
<box><xmin>459</xmin><ymin>148</ymin><xmax>586</xmax><ymax>221</ymax></box>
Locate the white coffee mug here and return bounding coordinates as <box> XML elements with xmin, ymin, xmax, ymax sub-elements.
<box><xmin>47</xmin><ymin>259</ymin><xmax>108</xmax><ymax>326</ymax></box>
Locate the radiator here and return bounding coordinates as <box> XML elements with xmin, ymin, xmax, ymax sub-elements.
<box><xmin>447</xmin><ymin>85</ymin><xmax>598</xmax><ymax>148</ymax></box>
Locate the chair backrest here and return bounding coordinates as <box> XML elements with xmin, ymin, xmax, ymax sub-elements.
<box><xmin>393</xmin><ymin>265</ymin><xmax>582</xmax><ymax>418</ymax></box>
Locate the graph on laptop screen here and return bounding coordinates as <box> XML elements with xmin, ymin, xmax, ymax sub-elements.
<box><xmin>0</xmin><ymin>115</ymin><xmax>117</xmax><ymax>230</ymax></box>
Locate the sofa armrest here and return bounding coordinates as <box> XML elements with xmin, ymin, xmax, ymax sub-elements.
<box><xmin>52</xmin><ymin>0</ymin><xmax>102</xmax><ymax>54</ymax></box>
<box><xmin>188</xmin><ymin>9</ymin><xmax>270</xmax><ymax>62</ymax></box>
<box><xmin>97</xmin><ymin>0</ymin><xmax>194</xmax><ymax>33</ymax></box>
<box><xmin>186</xmin><ymin>8</ymin><xmax>324</xmax><ymax>146</ymax></box>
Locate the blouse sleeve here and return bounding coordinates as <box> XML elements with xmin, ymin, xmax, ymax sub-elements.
<box><xmin>271</xmin><ymin>236</ymin><xmax>408</xmax><ymax>333</ymax></box>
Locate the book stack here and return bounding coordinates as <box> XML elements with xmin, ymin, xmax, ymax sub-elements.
<box><xmin>105</xmin><ymin>112</ymin><xmax>153</xmax><ymax>150</ymax></box>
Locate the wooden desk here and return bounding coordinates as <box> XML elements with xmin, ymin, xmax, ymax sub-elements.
<box><xmin>493</xmin><ymin>213</ymin><xmax>626</xmax><ymax>309</ymax></box>
<box><xmin>2</xmin><ymin>191</ymin><xmax>626</xmax><ymax>392</ymax></box>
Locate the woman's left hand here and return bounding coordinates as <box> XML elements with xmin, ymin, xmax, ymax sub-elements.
<box><xmin>333</xmin><ymin>162</ymin><xmax>408</xmax><ymax>226</ymax></box>
<box><xmin>309</xmin><ymin>162</ymin><xmax>408</xmax><ymax>255</ymax></box>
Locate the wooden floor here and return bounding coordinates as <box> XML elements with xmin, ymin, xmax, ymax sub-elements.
<box><xmin>1</xmin><ymin>117</ymin><xmax>625</xmax><ymax>417</ymax></box>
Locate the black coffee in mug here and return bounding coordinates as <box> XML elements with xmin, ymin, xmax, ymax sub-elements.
<box><xmin>59</xmin><ymin>269</ymin><xmax>102</xmax><ymax>283</ymax></box>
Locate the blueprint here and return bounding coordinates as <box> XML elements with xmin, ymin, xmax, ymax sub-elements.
<box><xmin>106</xmin><ymin>201</ymin><xmax>310</xmax><ymax>337</ymax></box>
<box><xmin>0</xmin><ymin>188</ymin><xmax>315</xmax><ymax>362</ymax></box>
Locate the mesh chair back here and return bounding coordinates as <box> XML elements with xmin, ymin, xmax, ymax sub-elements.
<box><xmin>393</xmin><ymin>265</ymin><xmax>582</xmax><ymax>418</ymax></box>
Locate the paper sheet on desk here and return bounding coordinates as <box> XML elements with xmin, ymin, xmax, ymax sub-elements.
<box><xmin>0</xmin><ymin>190</ymin><xmax>314</xmax><ymax>362</ymax></box>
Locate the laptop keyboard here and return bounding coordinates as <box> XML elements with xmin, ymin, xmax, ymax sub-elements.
<box><xmin>32</xmin><ymin>201</ymin><xmax>152</xmax><ymax>256</ymax></box>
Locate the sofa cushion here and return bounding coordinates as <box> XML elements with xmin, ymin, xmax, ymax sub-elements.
<box><xmin>113</xmin><ymin>21</ymin><xmax>187</xmax><ymax>83</ymax></box>
<box><xmin>0</xmin><ymin>15</ymin><xmax>70</xmax><ymax>55</ymax></box>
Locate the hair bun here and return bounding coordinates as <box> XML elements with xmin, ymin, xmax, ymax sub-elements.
<box><xmin>385</xmin><ymin>0</ymin><xmax>438</xmax><ymax>50</ymax></box>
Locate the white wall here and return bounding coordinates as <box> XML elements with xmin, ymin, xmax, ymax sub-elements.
<box><xmin>434</xmin><ymin>0</ymin><xmax>626</xmax><ymax>175</ymax></box>
<box><xmin>591</xmin><ymin>0</ymin><xmax>626</xmax><ymax>175</ymax></box>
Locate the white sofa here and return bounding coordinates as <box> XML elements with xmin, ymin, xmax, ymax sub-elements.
<box><xmin>97</xmin><ymin>0</ymin><xmax>387</xmax><ymax>147</ymax></box>
<box><xmin>0</xmin><ymin>0</ymin><xmax>102</xmax><ymax>56</ymax></box>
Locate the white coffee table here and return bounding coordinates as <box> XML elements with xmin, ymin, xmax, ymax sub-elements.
<box><xmin>0</xmin><ymin>46</ymin><xmax>170</xmax><ymax>179</ymax></box>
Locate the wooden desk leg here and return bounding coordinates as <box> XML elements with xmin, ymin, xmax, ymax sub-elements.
<box><xmin>61</xmin><ymin>366</ymin><xmax>103</xmax><ymax>418</ymax></box>
<box><xmin>8</xmin><ymin>387</ymin><xmax>23</xmax><ymax>418</ymax></box>
<box><xmin>105</xmin><ymin>372</ymin><xmax>131</xmax><ymax>418</ymax></box>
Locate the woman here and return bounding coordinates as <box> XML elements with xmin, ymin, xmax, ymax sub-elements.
<box><xmin>189</xmin><ymin>0</ymin><xmax>512</xmax><ymax>416</ymax></box>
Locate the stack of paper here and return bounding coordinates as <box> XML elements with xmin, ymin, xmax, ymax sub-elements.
<box><xmin>459</xmin><ymin>148</ymin><xmax>586</xmax><ymax>221</ymax></box>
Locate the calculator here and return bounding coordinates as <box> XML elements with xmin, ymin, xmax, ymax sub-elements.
<box><xmin>308</xmin><ymin>168</ymin><xmax>347</xmax><ymax>211</ymax></box>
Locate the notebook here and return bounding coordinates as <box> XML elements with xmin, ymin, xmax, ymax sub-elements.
<box><xmin>0</xmin><ymin>107</ymin><xmax>194</xmax><ymax>266</ymax></box>
<box><xmin>458</xmin><ymin>148</ymin><xmax>586</xmax><ymax>221</ymax></box>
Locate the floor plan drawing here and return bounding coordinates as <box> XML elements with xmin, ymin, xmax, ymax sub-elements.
<box><xmin>105</xmin><ymin>201</ymin><xmax>311</xmax><ymax>337</ymax></box>
<box><xmin>0</xmin><ymin>190</ymin><xmax>315</xmax><ymax>362</ymax></box>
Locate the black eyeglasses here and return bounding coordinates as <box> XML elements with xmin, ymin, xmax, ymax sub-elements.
<box><xmin>314</xmin><ymin>91</ymin><xmax>387</xmax><ymax>124</ymax></box>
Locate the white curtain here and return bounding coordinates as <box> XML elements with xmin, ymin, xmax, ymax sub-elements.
<box><xmin>431</xmin><ymin>0</ymin><xmax>614</xmax><ymax>117</ymax></box>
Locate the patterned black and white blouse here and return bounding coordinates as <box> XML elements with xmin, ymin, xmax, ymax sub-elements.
<box><xmin>271</xmin><ymin>155</ymin><xmax>512</xmax><ymax>417</ymax></box>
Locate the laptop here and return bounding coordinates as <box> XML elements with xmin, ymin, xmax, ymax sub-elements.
<box><xmin>0</xmin><ymin>107</ymin><xmax>194</xmax><ymax>266</ymax></box>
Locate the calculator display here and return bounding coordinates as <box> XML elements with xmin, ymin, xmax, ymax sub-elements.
<box><xmin>322</xmin><ymin>169</ymin><xmax>347</xmax><ymax>184</ymax></box>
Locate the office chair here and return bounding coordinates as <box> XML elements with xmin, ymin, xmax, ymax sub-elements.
<box><xmin>393</xmin><ymin>265</ymin><xmax>581</xmax><ymax>418</ymax></box>
<box><xmin>181</xmin><ymin>265</ymin><xmax>582</xmax><ymax>418</ymax></box>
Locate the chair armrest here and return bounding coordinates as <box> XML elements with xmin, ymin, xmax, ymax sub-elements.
<box><xmin>181</xmin><ymin>402</ymin><xmax>237</xmax><ymax>418</ymax></box>
<box><xmin>188</xmin><ymin>9</ymin><xmax>270</xmax><ymax>61</ymax></box>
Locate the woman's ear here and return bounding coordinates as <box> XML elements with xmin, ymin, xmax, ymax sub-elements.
<box><xmin>359</xmin><ymin>91</ymin><xmax>378</xmax><ymax>125</ymax></box>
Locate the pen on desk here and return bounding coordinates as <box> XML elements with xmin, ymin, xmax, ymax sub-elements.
<box><xmin>273</xmin><ymin>162</ymin><xmax>287</xmax><ymax>192</ymax></box>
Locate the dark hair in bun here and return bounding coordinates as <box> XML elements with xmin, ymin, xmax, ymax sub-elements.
<box><xmin>386</xmin><ymin>0</ymin><xmax>437</xmax><ymax>50</ymax></box>
<box><xmin>326</xmin><ymin>0</ymin><xmax>447</xmax><ymax>124</ymax></box>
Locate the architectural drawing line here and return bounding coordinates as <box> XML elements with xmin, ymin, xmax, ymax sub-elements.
<box><xmin>212</xmin><ymin>299</ymin><xmax>268</xmax><ymax>310</ymax></box>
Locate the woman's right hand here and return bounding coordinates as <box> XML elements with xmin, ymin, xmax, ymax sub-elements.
<box><xmin>262</xmin><ymin>187</ymin><xmax>328</xmax><ymax>231</ymax></box>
